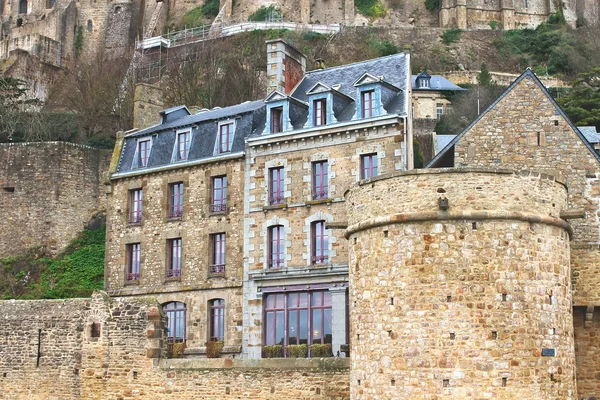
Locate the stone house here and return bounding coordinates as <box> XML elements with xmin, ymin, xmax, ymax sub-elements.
<box><xmin>428</xmin><ymin>69</ymin><xmax>600</xmax><ymax>398</ymax></box>
<box><xmin>411</xmin><ymin>70</ymin><xmax>464</xmax><ymax>121</ymax></box>
<box><xmin>106</xmin><ymin>39</ymin><xmax>414</xmax><ymax>359</ymax></box>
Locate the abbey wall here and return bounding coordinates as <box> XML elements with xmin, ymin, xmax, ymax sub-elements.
<box><xmin>0</xmin><ymin>142</ymin><xmax>111</xmax><ymax>257</ymax></box>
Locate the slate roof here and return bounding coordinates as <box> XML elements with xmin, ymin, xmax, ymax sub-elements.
<box><xmin>437</xmin><ymin>135</ymin><xmax>456</xmax><ymax>154</ymax></box>
<box><xmin>578</xmin><ymin>126</ymin><xmax>599</xmax><ymax>144</ymax></box>
<box><xmin>292</xmin><ymin>52</ymin><xmax>410</xmax><ymax>117</ymax></box>
<box><xmin>426</xmin><ymin>69</ymin><xmax>600</xmax><ymax>168</ymax></box>
<box><xmin>412</xmin><ymin>75</ymin><xmax>465</xmax><ymax>91</ymax></box>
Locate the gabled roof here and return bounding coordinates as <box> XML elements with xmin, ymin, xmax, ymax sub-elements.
<box><xmin>264</xmin><ymin>90</ymin><xmax>288</xmax><ymax>103</ymax></box>
<box><xmin>411</xmin><ymin>75</ymin><xmax>464</xmax><ymax>91</ymax></box>
<box><xmin>578</xmin><ymin>126</ymin><xmax>599</xmax><ymax>144</ymax></box>
<box><xmin>306</xmin><ymin>82</ymin><xmax>332</xmax><ymax>95</ymax></box>
<box><xmin>426</xmin><ymin>69</ymin><xmax>600</xmax><ymax>168</ymax></box>
<box><xmin>160</xmin><ymin>105</ymin><xmax>191</xmax><ymax>116</ymax></box>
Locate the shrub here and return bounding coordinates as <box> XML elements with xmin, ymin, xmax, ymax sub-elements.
<box><xmin>489</xmin><ymin>20</ymin><xmax>498</xmax><ymax>30</ymax></box>
<box><xmin>413</xmin><ymin>138</ymin><xmax>424</xmax><ymax>169</ymax></box>
<box><xmin>368</xmin><ymin>39</ymin><xmax>399</xmax><ymax>57</ymax></box>
<box><xmin>86</xmin><ymin>134</ymin><xmax>115</xmax><ymax>149</ymax></box>
<box><xmin>75</xmin><ymin>26</ymin><xmax>83</xmax><ymax>58</ymax></box>
<box><xmin>201</xmin><ymin>0</ymin><xmax>220</xmax><ymax>17</ymax></box>
<box><xmin>355</xmin><ymin>0</ymin><xmax>387</xmax><ymax>18</ymax></box>
<box><xmin>286</xmin><ymin>344</ymin><xmax>308</xmax><ymax>358</ymax></box>
<box><xmin>310</xmin><ymin>343</ymin><xmax>333</xmax><ymax>357</ymax></box>
<box><xmin>441</xmin><ymin>28</ymin><xmax>461</xmax><ymax>45</ymax></box>
<box><xmin>424</xmin><ymin>0</ymin><xmax>438</xmax><ymax>12</ymax></box>
<box><xmin>167</xmin><ymin>342</ymin><xmax>186</xmax><ymax>358</ymax></box>
<box><xmin>248</xmin><ymin>6</ymin><xmax>281</xmax><ymax>22</ymax></box>
<box><xmin>262</xmin><ymin>345</ymin><xmax>284</xmax><ymax>358</ymax></box>
<box><xmin>182</xmin><ymin>7</ymin><xmax>204</xmax><ymax>28</ymax></box>
<box><xmin>206</xmin><ymin>340</ymin><xmax>224</xmax><ymax>358</ymax></box>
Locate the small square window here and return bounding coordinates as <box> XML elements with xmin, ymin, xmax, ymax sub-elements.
<box><xmin>361</xmin><ymin>154</ymin><xmax>378</xmax><ymax>179</ymax></box>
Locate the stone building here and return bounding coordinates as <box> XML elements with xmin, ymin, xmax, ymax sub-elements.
<box><xmin>412</xmin><ymin>71</ymin><xmax>464</xmax><ymax>120</ymax></box>
<box><xmin>105</xmin><ymin>40</ymin><xmax>414</xmax><ymax>359</ymax></box>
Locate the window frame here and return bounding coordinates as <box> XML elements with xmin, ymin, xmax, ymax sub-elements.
<box><xmin>209</xmin><ymin>299</ymin><xmax>225</xmax><ymax>342</ymax></box>
<box><xmin>419</xmin><ymin>78</ymin><xmax>430</xmax><ymax>89</ymax></box>
<box><xmin>217</xmin><ymin>121</ymin><xmax>235</xmax><ymax>154</ymax></box>
<box><xmin>311</xmin><ymin>220</ymin><xmax>329</xmax><ymax>265</ymax></box>
<box><xmin>268</xmin><ymin>225</ymin><xmax>285</xmax><ymax>269</ymax></box>
<box><xmin>360</xmin><ymin>153</ymin><xmax>378</xmax><ymax>180</ymax></box>
<box><xmin>211</xmin><ymin>176</ymin><xmax>227</xmax><ymax>213</ymax></box>
<box><xmin>168</xmin><ymin>182</ymin><xmax>184</xmax><ymax>219</ymax></box>
<box><xmin>128</xmin><ymin>188</ymin><xmax>143</xmax><ymax>224</ymax></box>
<box><xmin>361</xmin><ymin>90</ymin><xmax>374</xmax><ymax>119</ymax></box>
<box><xmin>164</xmin><ymin>302</ymin><xmax>186</xmax><ymax>343</ymax></box>
<box><xmin>436</xmin><ymin>103</ymin><xmax>444</xmax><ymax>120</ymax></box>
<box><xmin>210</xmin><ymin>233</ymin><xmax>226</xmax><ymax>274</ymax></box>
<box><xmin>174</xmin><ymin>130</ymin><xmax>192</xmax><ymax>162</ymax></box>
<box><xmin>126</xmin><ymin>243</ymin><xmax>141</xmax><ymax>282</ymax></box>
<box><xmin>313</xmin><ymin>99</ymin><xmax>327</xmax><ymax>126</ymax></box>
<box><xmin>268</xmin><ymin>167</ymin><xmax>284</xmax><ymax>205</ymax></box>
<box><xmin>136</xmin><ymin>139</ymin><xmax>151</xmax><ymax>168</ymax></box>
<box><xmin>166</xmin><ymin>237</ymin><xmax>182</xmax><ymax>278</ymax></box>
<box><xmin>270</xmin><ymin>107</ymin><xmax>283</xmax><ymax>134</ymax></box>
<box><xmin>312</xmin><ymin>161</ymin><xmax>328</xmax><ymax>200</ymax></box>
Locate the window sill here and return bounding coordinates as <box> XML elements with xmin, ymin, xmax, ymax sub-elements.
<box><xmin>208</xmin><ymin>272</ymin><xmax>226</xmax><ymax>278</ymax></box>
<box><xmin>124</xmin><ymin>280</ymin><xmax>140</xmax><ymax>286</ymax></box>
<box><xmin>164</xmin><ymin>276</ymin><xmax>182</xmax><ymax>282</ymax></box>
<box><xmin>127</xmin><ymin>221</ymin><xmax>142</xmax><ymax>227</ymax></box>
<box><xmin>263</xmin><ymin>203</ymin><xmax>287</xmax><ymax>211</ymax></box>
<box><xmin>209</xmin><ymin>210</ymin><xmax>228</xmax><ymax>216</ymax></box>
<box><xmin>306</xmin><ymin>198</ymin><xmax>332</xmax><ymax>206</ymax></box>
<box><xmin>166</xmin><ymin>216</ymin><xmax>182</xmax><ymax>222</ymax></box>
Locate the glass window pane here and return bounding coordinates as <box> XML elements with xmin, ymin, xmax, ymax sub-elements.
<box><xmin>275</xmin><ymin>311</ymin><xmax>284</xmax><ymax>345</ymax></box>
<box><xmin>312</xmin><ymin>309</ymin><xmax>322</xmax><ymax>342</ymax></box>
<box><xmin>266</xmin><ymin>312</ymin><xmax>274</xmax><ymax>345</ymax></box>
<box><xmin>299</xmin><ymin>310</ymin><xmax>308</xmax><ymax>344</ymax></box>
<box><xmin>289</xmin><ymin>310</ymin><xmax>298</xmax><ymax>345</ymax></box>
<box><xmin>324</xmin><ymin>309</ymin><xmax>332</xmax><ymax>344</ymax></box>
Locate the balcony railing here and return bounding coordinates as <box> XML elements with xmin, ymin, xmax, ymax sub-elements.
<box><xmin>210</xmin><ymin>203</ymin><xmax>227</xmax><ymax>213</ymax></box>
<box><xmin>168</xmin><ymin>207</ymin><xmax>183</xmax><ymax>218</ymax></box>
<box><xmin>269</xmin><ymin>194</ymin><xmax>284</xmax><ymax>205</ymax></box>
<box><xmin>166</xmin><ymin>268</ymin><xmax>181</xmax><ymax>278</ymax></box>
<box><xmin>209</xmin><ymin>264</ymin><xmax>225</xmax><ymax>274</ymax></box>
<box><xmin>312</xmin><ymin>189</ymin><xmax>328</xmax><ymax>200</ymax></box>
<box><xmin>126</xmin><ymin>272</ymin><xmax>140</xmax><ymax>282</ymax></box>
<box><xmin>128</xmin><ymin>212</ymin><xmax>142</xmax><ymax>224</ymax></box>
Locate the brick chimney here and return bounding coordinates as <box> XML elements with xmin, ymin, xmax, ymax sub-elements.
<box><xmin>266</xmin><ymin>39</ymin><xmax>307</xmax><ymax>95</ymax></box>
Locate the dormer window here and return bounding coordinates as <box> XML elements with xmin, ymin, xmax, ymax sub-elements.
<box><xmin>361</xmin><ymin>90</ymin><xmax>374</xmax><ymax>118</ymax></box>
<box><xmin>271</xmin><ymin>107</ymin><xmax>283</xmax><ymax>134</ymax></box>
<box><xmin>218</xmin><ymin>122</ymin><xmax>234</xmax><ymax>153</ymax></box>
<box><xmin>175</xmin><ymin>131</ymin><xmax>191</xmax><ymax>161</ymax></box>
<box><xmin>137</xmin><ymin>139</ymin><xmax>151</xmax><ymax>168</ymax></box>
<box><xmin>419</xmin><ymin>78</ymin><xmax>429</xmax><ymax>89</ymax></box>
<box><xmin>313</xmin><ymin>99</ymin><xmax>326</xmax><ymax>126</ymax></box>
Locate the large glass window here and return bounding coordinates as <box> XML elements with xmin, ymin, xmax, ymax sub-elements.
<box><xmin>210</xmin><ymin>233</ymin><xmax>226</xmax><ymax>274</ymax></box>
<box><xmin>312</xmin><ymin>161</ymin><xmax>328</xmax><ymax>200</ymax></box>
<box><xmin>176</xmin><ymin>131</ymin><xmax>191</xmax><ymax>161</ymax></box>
<box><xmin>209</xmin><ymin>299</ymin><xmax>225</xmax><ymax>341</ymax></box>
<box><xmin>268</xmin><ymin>225</ymin><xmax>284</xmax><ymax>269</ymax></box>
<box><xmin>361</xmin><ymin>90</ymin><xmax>374</xmax><ymax>118</ymax></box>
<box><xmin>126</xmin><ymin>243</ymin><xmax>140</xmax><ymax>282</ymax></box>
<box><xmin>311</xmin><ymin>221</ymin><xmax>329</xmax><ymax>265</ymax></box>
<box><xmin>263</xmin><ymin>291</ymin><xmax>332</xmax><ymax>357</ymax></box>
<box><xmin>269</xmin><ymin>167</ymin><xmax>284</xmax><ymax>205</ymax></box>
<box><xmin>164</xmin><ymin>302</ymin><xmax>186</xmax><ymax>343</ymax></box>
<box><xmin>166</xmin><ymin>238</ymin><xmax>182</xmax><ymax>278</ymax></box>
<box><xmin>218</xmin><ymin>123</ymin><xmax>234</xmax><ymax>153</ymax></box>
<box><xmin>211</xmin><ymin>176</ymin><xmax>227</xmax><ymax>213</ymax></box>
<box><xmin>169</xmin><ymin>182</ymin><xmax>183</xmax><ymax>218</ymax></box>
<box><xmin>361</xmin><ymin>154</ymin><xmax>378</xmax><ymax>179</ymax></box>
<box><xmin>313</xmin><ymin>99</ymin><xmax>326</xmax><ymax>126</ymax></box>
<box><xmin>129</xmin><ymin>189</ymin><xmax>143</xmax><ymax>224</ymax></box>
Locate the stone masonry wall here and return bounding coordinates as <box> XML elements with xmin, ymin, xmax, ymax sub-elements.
<box><xmin>0</xmin><ymin>291</ymin><xmax>350</xmax><ymax>400</ymax></box>
<box><xmin>451</xmin><ymin>74</ymin><xmax>600</xmax><ymax>306</ymax></box>
<box><xmin>574</xmin><ymin>306</ymin><xmax>600</xmax><ymax>399</ymax></box>
<box><xmin>346</xmin><ymin>169</ymin><xmax>576</xmax><ymax>399</ymax></box>
<box><xmin>105</xmin><ymin>157</ymin><xmax>246</xmax><ymax>351</ymax></box>
<box><xmin>0</xmin><ymin>142</ymin><xmax>111</xmax><ymax>258</ymax></box>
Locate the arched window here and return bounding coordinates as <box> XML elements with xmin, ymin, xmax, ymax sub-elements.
<box><xmin>18</xmin><ymin>0</ymin><xmax>27</xmax><ymax>14</ymax></box>
<box><xmin>163</xmin><ymin>302</ymin><xmax>186</xmax><ymax>343</ymax></box>
<box><xmin>87</xmin><ymin>20</ymin><xmax>92</xmax><ymax>31</ymax></box>
<box><xmin>209</xmin><ymin>299</ymin><xmax>225</xmax><ymax>341</ymax></box>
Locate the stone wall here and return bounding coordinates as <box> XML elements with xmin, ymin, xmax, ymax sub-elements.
<box><xmin>346</xmin><ymin>168</ymin><xmax>576</xmax><ymax>399</ymax></box>
<box><xmin>0</xmin><ymin>291</ymin><xmax>350</xmax><ymax>400</ymax></box>
<box><xmin>574</xmin><ymin>306</ymin><xmax>600</xmax><ymax>400</ymax></box>
<box><xmin>0</xmin><ymin>142</ymin><xmax>111</xmax><ymax>258</ymax></box>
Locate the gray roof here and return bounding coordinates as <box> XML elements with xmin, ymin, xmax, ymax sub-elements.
<box><xmin>412</xmin><ymin>75</ymin><xmax>465</xmax><ymax>91</ymax></box>
<box><xmin>292</xmin><ymin>52</ymin><xmax>410</xmax><ymax>117</ymax></box>
<box><xmin>578</xmin><ymin>126</ymin><xmax>599</xmax><ymax>144</ymax></box>
<box><xmin>426</xmin><ymin>69</ymin><xmax>600</xmax><ymax>168</ymax></box>
<box><xmin>437</xmin><ymin>135</ymin><xmax>456</xmax><ymax>154</ymax></box>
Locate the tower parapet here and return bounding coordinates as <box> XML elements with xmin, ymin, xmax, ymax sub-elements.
<box><xmin>346</xmin><ymin>168</ymin><xmax>577</xmax><ymax>399</ymax></box>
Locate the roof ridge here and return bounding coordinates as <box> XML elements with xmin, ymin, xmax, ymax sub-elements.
<box><xmin>303</xmin><ymin>52</ymin><xmax>407</xmax><ymax>77</ymax></box>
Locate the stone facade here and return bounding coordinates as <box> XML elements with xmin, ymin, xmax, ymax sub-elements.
<box><xmin>0</xmin><ymin>142</ymin><xmax>111</xmax><ymax>258</ymax></box>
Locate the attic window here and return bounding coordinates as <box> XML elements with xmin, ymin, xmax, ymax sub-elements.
<box><xmin>419</xmin><ymin>78</ymin><xmax>430</xmax><ymax>89</ymax></box>
<box><xmin>361</xmin><ymin>90</ymin><xmax>374</xmax><ymax>118</ymax></box>
<box><xmin>271</xmin><ymin>107</ymin><xmax>283</xmax><ymax>133</ymax></box>
<box><xmin>218</xmin><ymin>122</ymin><xmax>234</xmax><ymax>153</ymax></box>
<box><xmin>313</xmin><ymin>99</ymin><xmax>326</xmax><ymax>126</ymax></box>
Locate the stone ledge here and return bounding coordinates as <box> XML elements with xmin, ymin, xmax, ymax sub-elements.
<box><xmin>160</xmin><ymin>357</ymin><xmax>350</xmax><ymax>371</ymax></box>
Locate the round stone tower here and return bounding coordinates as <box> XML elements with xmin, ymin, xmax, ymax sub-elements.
<box><xmin>345</xmin><ymin>168</ymin><xmax>576</xmax><ymax>399</ymax></box>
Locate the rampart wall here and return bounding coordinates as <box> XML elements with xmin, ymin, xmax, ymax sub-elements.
<box><xmin>0</xmin><ymin>291</ymin><xmax>350</xmax><ymax>400</ymax></box>
<box><xmin>0</xmin><ymin>142</ymin><xmax>112</xmax><ymax>258</ymax></box>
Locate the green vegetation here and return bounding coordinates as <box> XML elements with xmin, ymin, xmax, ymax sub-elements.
<box><xmin>494</xmin><ymin>14</ymin><xmax>579</xmax><ymax>75</ymax></box>
<box><xmin>368</xmin><ymin>38</ymin><xmax>398</xmax><ymax>57</ymax></box>
<box><xmin>181</xmin><ymin>0</ymin><xmax>219</xmax><ymax>27</ymax></box>
<box><xmin>355</xmin><ymin>0</ymin><xmax>387</xmax><ymax>18</ymax></box>
<box><xmin>424</xmin><ymin>0</ymin><xmax>439</xmax><ymax>12</ymax></box>
<box><xmin>75</xmin><ymin>26</ymin><xmax>83</xmax><ymax>58</ymax></box>
<box><xmin>310</xmin><ymin>343</ymin><xmax>333</xmax><ymax>357</ymax></box>
<box><xmin>413</xmin><ymin>138</ymin><xmax>424</xmax><ymax>169</ymax></box>
<box><xmin>201</xmin><ymin>0</ymin><xmax>220</xmax><ymax>18</ymax></box>
<box><xmin>286</xmin><ymin>344</ymin><xmax>308</xmax><ymax>358</ymax></box>
<box><xmin>557</xmin><ymin>67</ymin><xmax>600</xmax><ymax>129</ymax></box>
<box><xmin>441</xmin><ymin>28</ymin><xmax>461</xmax><ymax>45</ymax></box>
<box><xmin>489</xmin><ymin>20</ymin><xmax>499</xmax><ymax>30</ymax></box>
<box><xmin>0</xmin><ymin>223</ymin><xmax>105</xmax><ymax>299</ymax></box>
<box><xmin>262</xmin><ymin>345</ymin><xmax>283</xmax><ymax>358</ymax></box>
<box><xmin>248</xmin><ymin>5</ymin><xmax>281</xmax><ymax>22</ymax></box>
